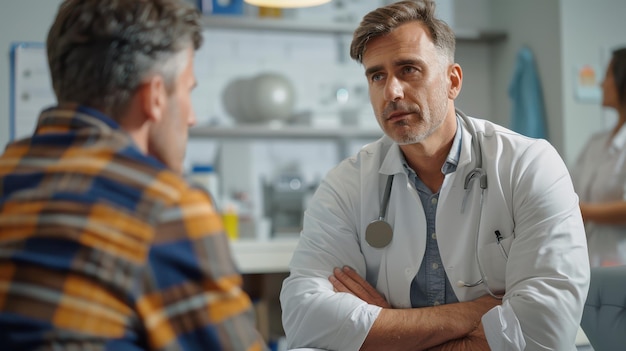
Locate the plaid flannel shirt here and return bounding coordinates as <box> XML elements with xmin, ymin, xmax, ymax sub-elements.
<box><xmin>0</xmin><ymin>104</ymin><xmax>266</xmax><ymax>351</ymax></box>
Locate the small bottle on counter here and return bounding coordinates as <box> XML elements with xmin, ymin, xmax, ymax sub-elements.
<box><xmin>189</xmin><ymin>164</ymin><xmax>221</xmax><ymax>208</ymax></box>
<box><xmin>222</xmin><ymin>202</ymin><xmax>239</xmax><ymax>241</ymax></box>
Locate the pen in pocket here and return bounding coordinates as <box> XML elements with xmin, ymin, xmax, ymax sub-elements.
<box><xmin>494</xmin><ymin>230</ymin><xmax>509</xmax><ymax>260</ymax></box>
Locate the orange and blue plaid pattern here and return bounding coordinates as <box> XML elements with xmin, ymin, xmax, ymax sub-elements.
<box><xmin>0</xmin><ymin>104</ymin><xmax>267</xmax><ymax>351</ymax></box>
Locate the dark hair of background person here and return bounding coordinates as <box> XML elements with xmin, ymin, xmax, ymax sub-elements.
<box><xmin>611</xmin><ymin>47</ymin><xmax>626</xmax><ymax>108</ymax></box>
<box><xmin>350</xmin><ymin>0</ymin><xmax>456</xmax><ymax>64</ymax></box>
<box><xmin>46</xmin><ymin>0</ymin><xmax>203</xmax><ymax>121</ymax></box>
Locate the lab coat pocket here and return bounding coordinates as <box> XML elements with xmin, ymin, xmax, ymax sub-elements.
<box><xmin>477</xmin><ymin>235</ymin><xmax>513</xmax><ymax>289</ymax></box>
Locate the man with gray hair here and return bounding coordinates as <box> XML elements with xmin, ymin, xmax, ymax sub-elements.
<box><xmin>0</xmin><ymin>1</ymin><xmax>266</xmax><ymax>350</ymax></box>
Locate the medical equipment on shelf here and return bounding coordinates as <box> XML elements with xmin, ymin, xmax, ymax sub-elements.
<box><xmin>364</xmin><ymin>109</ymin><xmax>504</xmax><ymax>299</ymax></box>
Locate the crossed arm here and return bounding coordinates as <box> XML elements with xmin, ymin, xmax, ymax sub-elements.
<box><xmin>329</xmin><ymin>266</ymin><xmax>500</xmax><ymax>351</ymax></box>
<box><xmin>579</xmin><ymin>201</ymin><xmax>626</xmax><ymax>224</ymax></box>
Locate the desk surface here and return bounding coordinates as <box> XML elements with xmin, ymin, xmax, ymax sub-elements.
<box><xmin>229</xmin><ymin>238</ymin><xmax>299</xmax><ymax>274</ymax></box>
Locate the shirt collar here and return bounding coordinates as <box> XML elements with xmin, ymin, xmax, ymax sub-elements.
<box><xmin>442</xmin><ymin>117</ymin><xmax>463</xmax><ymax>174</ymax></box>
<box><xmin>402</xmin><ymin>116</ymin><xmax>463</xmax><ymax>176</ymax></box>
<box><xmin>35</xmin><ymin>103</ymin><xmax>123</xmax><ymax>134</ymax></box>
<box><xmin>610</xmin><ymin>122</ymin><xmax>626</xmax><ymax>152</ymax></box>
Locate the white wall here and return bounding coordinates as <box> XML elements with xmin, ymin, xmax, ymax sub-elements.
<box><xmin>560</xmin><ymin>0</ymin><xmax>626</xmax><ymax>166</ymax></box>
<box><xmin>490</xmin><ymin>0</ymin><xmax>626</xmax><ymax>166</ymax></box>
<box><xmin>0</xmin><ymin>0</ymin><xmax>63</xmax><ymax>149</ymax></box>
<box><xmin>491</xmin><ymin>0</ymin><xmax>563</xmax><ymax>153</ymax></box>
<box><xmin>454</xmin><ymin>43</ymin><xmax>493</xmax><ymax>120</ymax></box>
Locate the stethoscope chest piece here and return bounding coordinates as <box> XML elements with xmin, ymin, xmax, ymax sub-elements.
<box><xmin>365</xmin><ymin>220</ymin><xmax>393</xmax><ymax>248</ymax></box>
<box><xmin>365</xmin><ymin>174</ymin><xmax>395</xmax><ymax>248</ymax></box>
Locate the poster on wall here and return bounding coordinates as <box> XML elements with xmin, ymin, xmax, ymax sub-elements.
<box><xmin>10</xmin><ymin>42</ymin><xmax>56</xmax><ymax>141</ymax></box>
<box><xmin>573</xmin><ymin>64</ymin><xmax>602</xmax><ymax>104</ymax></box>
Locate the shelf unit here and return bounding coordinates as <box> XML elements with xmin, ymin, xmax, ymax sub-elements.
<box><xmin>203</xmin><ymin>15</ymin><xmax>356</xmax><ymax>34</ymax></box>
<box><xmin>191</xmin><ymin>126</ymin><xmax>380</xmax><ymax>275</ymax></box>
<box><xmin>189</xmin><ymin>124</ymin><xmax>382</xmax><ymax>139</ymax></box>
<box><xmin>189</xmin><ymin>124</ymin><xmax>383</xmax><ymax>160</ymax></box>
<box><xmin>202</xmin><ymin>15</ymin><xmax>507</xmax><ymax>43</ymax></box>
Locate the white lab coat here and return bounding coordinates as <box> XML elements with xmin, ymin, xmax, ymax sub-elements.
<box><xmin>571</xmin><ymin>123</ymin><xmax>626</xmax><ymax>267</ymax></box>
<box><xmin>280</xmin><ymin>116</ymin><xmax>589</xmax><ymax>351</ymax></box>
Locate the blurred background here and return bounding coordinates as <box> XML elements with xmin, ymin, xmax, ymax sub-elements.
<box><xmin>2</xmin><ymin>1</ymin><xmax>623</xmax><ymax>348</ymax></box>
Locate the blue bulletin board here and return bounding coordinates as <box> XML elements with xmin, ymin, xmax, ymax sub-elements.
<box><xmin>9</xmin><ymin>42</ymin><xmax>56</xmax><ymax>141</ymax></box>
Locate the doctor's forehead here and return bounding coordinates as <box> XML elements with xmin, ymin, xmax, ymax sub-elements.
<box><xmin>362</xmin><ymin>23</ymin><xmax>437</xmax><ymax>65</ymax></box>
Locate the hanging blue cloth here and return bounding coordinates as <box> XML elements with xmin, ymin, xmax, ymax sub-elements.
<box><xmin>508</xmin><ymin>46</ymin><xmax>548</xmax><ymax>139</ymax></box>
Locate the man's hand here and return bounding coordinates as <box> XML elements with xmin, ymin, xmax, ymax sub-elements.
<box><xmin>329</xmin><ymin>266</ymin><xmax>391</xmax><ymax>308</ymax></box>
<box><xmin>330</xmin><ymin>266</ymin><xmax>501</xmax><ymax>351</ymax></box>
<box><xmin>425</xmin><ymin>296</ymin><xmax>499</xmax><ymax>350</ymax></box>
<box><xmin>427</xmin><ymin>323</ymin><xmax>490</xmax><ymax>351</ymax></box>
<box><xmin>469</xmin><ymin>294</ymin><xmax>502</xmax><ymax>320</ymax></box>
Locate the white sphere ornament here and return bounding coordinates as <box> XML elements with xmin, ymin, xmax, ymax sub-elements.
<box><xmin>223</xmin><ymin>72</ymin><xmax>296</xmax><ymax>124</ymax></box>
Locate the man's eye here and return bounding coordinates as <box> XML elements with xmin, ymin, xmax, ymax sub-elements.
<box><xmin>371</xmin><ymin>73</ymin><xmax>383</xmax><ymax>82</ymax></box>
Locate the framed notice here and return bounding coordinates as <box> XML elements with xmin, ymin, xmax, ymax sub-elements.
<box><xmin>10</xmin><ymin>42</ymin><xmax>56</xmax><ymax>141</ymax></box>
<box><xmin>573</xmin><ymin>64</ymin><xmax>602</xmax><ymax>104</ymax></box>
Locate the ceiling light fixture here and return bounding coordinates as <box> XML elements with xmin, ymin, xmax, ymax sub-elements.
<box><xmin>243</xmin><ymin>0</ymin><xmax>332</xmax><ymax>9</ymax></box>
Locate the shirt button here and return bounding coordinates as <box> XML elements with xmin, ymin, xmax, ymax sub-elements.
<box><xmin>431</xmin><ymin>233</ymin><xmax>437</xmax><ymax>240</ymax></box>
<box><xmin>432</xmin><ymin>263</ymin><xmax>439</xmax><ymax>270</ymax></box>
<box><xmin>431</xmin><ymin>197</ymin><xmax>438</xmax><ymax>205</ymax></box>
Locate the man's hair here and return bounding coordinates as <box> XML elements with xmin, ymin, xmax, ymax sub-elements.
<box><xmin>46</xmin><ymin>0</ymin><xmax>203</xmax><ymax>120</ymax></box>
<box><xmin>611</xmin><ymin>47</ymin><xmax>626</xmax><ymax>107</ymax></box>
<box><xmin>350</xmin><ymin>0</ymin><xmax>455</xmax><ymax>64</ymax></box>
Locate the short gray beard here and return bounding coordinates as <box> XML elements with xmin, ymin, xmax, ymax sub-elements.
<box><xmin>395</xmin><ymin>112</ymin><xmax>446</xmax><ymax>145</ymax></box>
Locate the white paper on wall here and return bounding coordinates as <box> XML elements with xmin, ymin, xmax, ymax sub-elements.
<box><xmin>10</xmin><ymin>42</ymin><xmax>56</xmax><ymax>141</ymax></box>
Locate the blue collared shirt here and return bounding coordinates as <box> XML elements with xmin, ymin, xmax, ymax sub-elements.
<box><xmin>403</xmin><ymin>118</ymin><xmax>462</xmax><ymax>308</ymax></box>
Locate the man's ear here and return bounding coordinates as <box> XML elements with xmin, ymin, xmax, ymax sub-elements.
<box><xmin>138</xmin><ymin>75</ymin><xmax>167</xmax><ymax>123</ymax></box>
<box><xmin>448</xmin><ymin>63</ymin><xmax>463</xmax><ymax>100</ymax></box>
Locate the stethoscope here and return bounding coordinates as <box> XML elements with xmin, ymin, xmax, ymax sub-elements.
<box><xmin>365</xmin><ymin>109</ymin><xmax>503</xmax><ymax>299</ymax></box>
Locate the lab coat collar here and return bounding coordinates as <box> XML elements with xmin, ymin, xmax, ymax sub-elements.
<box><xmin>378</xmin><ymin>135</ymin><xmax>407</xmax><ymax>176</ymax></box>
<box><xmin>377</xmin><ymin>113</ymin><xmax>476</xmax><ymax>179</ymax></box>
<box><xmin>457</xmin><ymin>113</ymin><xmax>476</xmax><ymax>171</ymax></box>
<box><xmin>610</xmin><ymin>122</ymin><xmax>626</xmax><ymax>152</ymax></box>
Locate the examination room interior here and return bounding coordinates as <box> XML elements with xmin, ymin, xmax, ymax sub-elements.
<box><xmin>1</xmin><ymin>0</ymin><xmax>624</xmax><ymax>349</ymax></box>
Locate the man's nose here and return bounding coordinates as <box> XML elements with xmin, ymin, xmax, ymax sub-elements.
<box><xmin>188</xmin><ymin>108</ymin><xmax>197</xmax><ymax>127</ymax></box>
<box><xmin>384</xmin><ymin>76</ymin><xmax>404</xmax><ymax>102</ymax></box>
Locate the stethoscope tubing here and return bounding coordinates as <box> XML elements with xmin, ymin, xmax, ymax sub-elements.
<box><xmin>365</xmin><ymin>109</ymin><xmax>504</xmax><ymax>299</ymax></box>
<box><xmin>378</xmin><ymin>174</ymin><xmax>394</xmax><ymax>221</ymax></box>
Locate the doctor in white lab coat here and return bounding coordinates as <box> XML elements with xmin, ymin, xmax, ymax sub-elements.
<box><xmin>280</xmin><ymin>1</ymin><xmax>589</xmax><ymax>350</ymax></box>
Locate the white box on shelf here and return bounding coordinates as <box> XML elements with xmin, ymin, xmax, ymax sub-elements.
<box><xmin>229</xmin><ymin>238</ymin><xmax>299</xmax><ymax>274</ymax></box>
